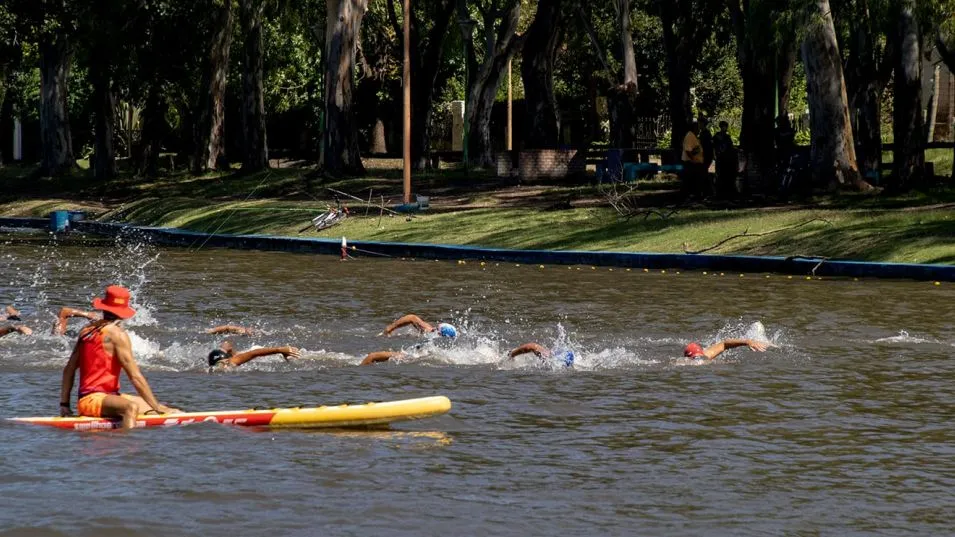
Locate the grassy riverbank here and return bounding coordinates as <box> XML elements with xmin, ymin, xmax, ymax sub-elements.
<box><xmin>2</xmin><ymin>159</ymin><xmax>955</xmax><ymax>264</ymax></box>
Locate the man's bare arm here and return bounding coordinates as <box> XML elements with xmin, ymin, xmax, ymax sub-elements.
<box><xmin>380</xmin><ymin>314</ymin><xmax>433</xmax><ymax>336</ymax></box>
<box><xmin>205</xmin><ymin>325</ymin><xmax>254</xmax><ymax>336</ymax></box>
<box><xmin>108</xmin><ymin>326</ymin><xmax>167</xmax><ymax>413</ymax></box>
<box><xmin>53</xmin><ymin>307</ymin><xmax>98</xmax><ymax>335</ymax></box>
<box><xmin>59</xmin><ymin>345</ymin><xmax>81</xmax><ymax>416</ymax></box>
<box><xmin>508</xmin><ymin>343</ymin><xmax>549</xmax><ymax>359</ymax></box>
<box><xmin>703</xmin><ymin>338</ymin><xmax>769</xmax><ymax>360</ymax></box>
<box><xmin>0</xmin><ymin>325</ymin><xmax>32</xmax><ymax>338</ymax></box>
<box><xmin>227</xmin><ymin>346</ymin><xmax>300</xmax><ymax>367</ymax></box>
<box><xmin>360</xmin><ymin>351</ymin><xmax>403</xmax><ymax>366</ymax></box>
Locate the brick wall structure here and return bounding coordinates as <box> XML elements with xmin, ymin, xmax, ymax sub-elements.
<box><xmin>516</xmin><ymin>149</ymin><xmax>586</xmax><ymax>180</ymax></box>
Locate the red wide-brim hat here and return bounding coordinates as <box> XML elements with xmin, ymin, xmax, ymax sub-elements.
<box><xmin>92</xmin><ymin>285</ymin><xmax>136</xmax><ymax>319</ymax></box>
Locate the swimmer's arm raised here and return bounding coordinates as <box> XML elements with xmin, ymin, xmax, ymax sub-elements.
<box><xmin>53</xmin><ymin>307</ymin><xmax>98</xmax><ymax>335</ymax></box>
<box><xmin>703</xmin><ymin>338</ymin><xmax>768</xmax><ymax>360</ymax></box>
<box><xmin>507</xmin><ymin>343</ymin><xmax>549</xmax><ymax>359</ymax></box>
<box><xmin>205</xmin><ymin>325</ymin><xmax>254</xmax><ymax>336</ymax></box>
<box><xmin>360</xmin><ymin>351</ymin><xmax>403</xmax><ymax>366</ymax></box>
<box><xmin>228</xmin><ymin>346</ymin><xmax>300</xmax><ymax>367</ymax></box>
<box><xmin>381</xmin><ymin>314</ymin><xmax>433</xmax><ymax>336</ymax></box>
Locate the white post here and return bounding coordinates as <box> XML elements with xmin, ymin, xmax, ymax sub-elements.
<box><xmin>13</xmin><ymin>117</ymin><xmax>22</xmax><ymax>161</ymax></box>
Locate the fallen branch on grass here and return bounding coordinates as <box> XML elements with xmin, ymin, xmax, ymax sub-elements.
<box><xmin>683</xmin><ymin>218</ymin><xmax>832</xmax><ymax>255</ymax></box>
<box><xmin>784</xmin><ymin>255</ymin><xmax>831</xmax><ymax>276</ymax></box>
<box><xmin>599</xmin><ymin>182</ymin><xmax>679</xmax><ymax>221</ymax></box>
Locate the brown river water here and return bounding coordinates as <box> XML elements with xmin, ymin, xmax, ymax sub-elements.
<box><xmin>1</xmin><ymin>230</ymin><xmax>954</xmax><ymax>536</ymax></box>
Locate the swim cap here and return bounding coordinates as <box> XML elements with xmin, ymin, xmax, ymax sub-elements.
<box><xmin>207</xmin><ymin>349</ymin><xmax>230</xmax><ymax>367</ymax></box>
<box><xmin>436</xmin><ymin>323</ymin><xmax>457</xmax><ymax>339</ymax></box>
<box><xmin>562</xmin><ymin>350</ymin><xmax>575</xmax><ymax>367</ymax></box>
<box><xmin>683</xmin><ymin>342</ymin><xmax>705</xmax><ymax>358</ymax></box>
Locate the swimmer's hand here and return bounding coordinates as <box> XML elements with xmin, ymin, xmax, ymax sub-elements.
<box><xmin>154</xmin><ymin>405</ymin><xmax>181</xmax><ymax>414</ymax></box>
<box><xmin>746</xmin><ymin>339</ymin><xmax>770</xmax><ymax>352</ymax></box>
<box><xmin>280</xmin><ymin>346</ymin><xmax>301</xmax><ymax>361</ymax></box>
<box><xmin>14</xmin><ymin>325</ymin><xmax>32</xmax><ymax>336</ymax></box>
<box><xmin>59</xmin><ymin>405</ymin><xmax>73</xmax><ymax>417</ymax></box>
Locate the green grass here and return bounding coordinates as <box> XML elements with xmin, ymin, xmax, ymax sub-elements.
<box><xmin>3</xmin><ymin>158</ymin><xmax>955</xmax><ymax>264</ymax></box>
<box><xmin>882</xmin><ymin>148</ymin><xmax>954</xmax><ymax>178</ymax></box>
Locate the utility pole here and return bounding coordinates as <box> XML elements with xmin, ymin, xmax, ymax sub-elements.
<box><xmin>458</xmin><ymin>0</ymin><xmax>476</xmax><ymax>171</ymax></box>
<box><xmin>402</xmin><ymin>0</ymin><xmax>412</xmax><ymax>203</ymax></box>
<box><xmin>507</xmin><ymin>58</ymin><xmax>513</xmax><ymax>151</ymax></box>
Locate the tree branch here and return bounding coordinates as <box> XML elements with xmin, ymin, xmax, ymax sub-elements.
<box><xmin>386</xmin><ymin>0</ymin><xmax>402</xmax><ymax>44</ymax></box>
<box><xmin>683</xmin><ymin>218</ymin><xmax>833</xmax><ymax>255</ymax></box>
<box><xmin>576</xmin><ymin>4</ymin><xmax>612</xmax><ymax>74</ymax></box>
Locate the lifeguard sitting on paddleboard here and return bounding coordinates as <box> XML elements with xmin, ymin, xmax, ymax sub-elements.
<box><xmin>59</xmin><ymin>285</ymin><xmax>180</xmax><ymax>428</ymax></box>
<box><xmin>379</xmin><ymin>314</ymin><xmax>458</xmax><ymax>339</ymax></box>
<box><xmin>683</xmin><ymin>338</ymin><xmax>769</xmax><ymax>361</ymax></box>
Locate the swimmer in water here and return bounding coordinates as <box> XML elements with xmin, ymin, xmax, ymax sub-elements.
<box><xmin>205</xmin><ymin>325</ymin><xmax>255</xmax><ymax>336</ymax></box>
<box><xmin>207</xmin><ymin>340</ymin><xmax>300</xmax><ymax>372</ymax></box>
<box><xmin>0</xmin><ymin>324</ymin><xmax>33</xmax><ymax>338</ymax></box>
<box><xmin>506</xmin><ymin>343</ymin><xmax>575</xmax><ymax>368</ymax></box>
<box><xmin>53</xmin><ymin>307</ymin><xmax>101</xmax><ymax>335</ymax></box>
<box><xmin>683</xmin><ymin>338</ymin><xmax>769</xmax><ymax>361</ymax></box>
<box><xmin>360</xmin><ymin>350</ymin><xmax>406</xmax><ymax>366</ymax></box>
<box><xmin>379</xmin><ymin>314</ymin><xmax>458</xmax><ymax>339</ymax></box>
<box><xmin>1</xmin><ymin>305</ymin><xmax>22</xmax><ymax>322</ymax></box>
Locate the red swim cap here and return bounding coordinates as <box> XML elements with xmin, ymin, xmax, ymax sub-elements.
<box><xmin>683</xmin><ymin>342</ymin><xmax>705</xmax><ymax>358</ymax></box>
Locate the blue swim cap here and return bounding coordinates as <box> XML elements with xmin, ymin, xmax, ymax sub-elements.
<box><xmin>437</xmin><ymin>323</ymin><xmax>457</xmax><ymax>339</ymax></box>
<box><xmin>562</xmin><ymin>350</ymin><xmax>575</xmax><ymax>367</ymax></box>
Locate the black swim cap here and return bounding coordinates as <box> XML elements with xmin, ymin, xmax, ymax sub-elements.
<box><xmin>208</xmin><ymin>349</ymin><xmax>230</xmax><ymax>367</ymax></box>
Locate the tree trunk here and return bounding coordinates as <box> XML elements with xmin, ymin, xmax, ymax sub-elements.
<box><xmin>609</xmin><ymin>0</ymin><xmax>639</xmax><ymax>148</ymax></box>
<box><xmin>938</xmin><ymin>35</ymin><xmax>955</xmax><ymax>181</ymax></box>
<box><xmin>729</xmin><ymin>1</ymin><xmax>778</xmax><ymax>194</ymax></box>
<box><xmin>926</xmin><ymin>63</ymin><xmax>940</xmax><ymax>143</ymax></box>
<box><xmin>520</xmin><ymin>0</ymin><xmax>563</xmax><ymax>149</ymax></box>
<box><xmin>892</xmin><ymin>0</ymin><xmax>924</xmax><ymax>189</ymax></box>
<box><xmin>322</xmin><ymin>0</ymin><xmax>367</xmax><ymax>175</ymax></box>
<box><xmin>139</xmin><ymin>84</ymin><xmax>165</xmax><ymax>177</ymax></box>
<box><xmin>777</xmin><ymin>42</ymin><xmax>797</xmax><ymax>117</ymax></box>
<box><xmin>0</xmin><ymin>65</ymin><xmax>7</xmax><ymax>167</ymax></box>
<box><xmin>90</xmin><ymin>62</ymin><xmax>116</xmax><ymax>179</ymax></box>
<box><xmin>844</xmin><ymin>2</ymin><xmax>893</xmax><ymax>180</ymax></box>
<box><xmin>802</xmin><ymin>0</ymin><xmax>871</xmax><ymax>191</ymax></box>
<box><xmin>660</xmin><ymin>1</ymin><xmax>715</xmax><ymax>155</ymax></box>
<box><xmin>239</xmin><ymin>0</ymin><xmax>269</xmax><ymax>172</ymax></box>
<box><xmin>407</xmin><ymin>0</ymin><xmax>455</xmax><ymax>170</ymax></box>
<box><xmin>193</xmin><ymin>0</ymin><xmax>235</xmax><ymax>174</ymax></box>
<box><xmin>466</xmin><ymin>1</ymin><xmax>522</xmax><ymax>167</ymax></box>
<box><xmin>39</xmin><ymin>35</ymin><xmax>75</xmax><ymax>177</ymax></box>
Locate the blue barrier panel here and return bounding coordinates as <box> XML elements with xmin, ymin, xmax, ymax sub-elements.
<box><xmin>49</xmin><ymin>211</ymin><xmax>70</xmax><ymax>233</ymax></box>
